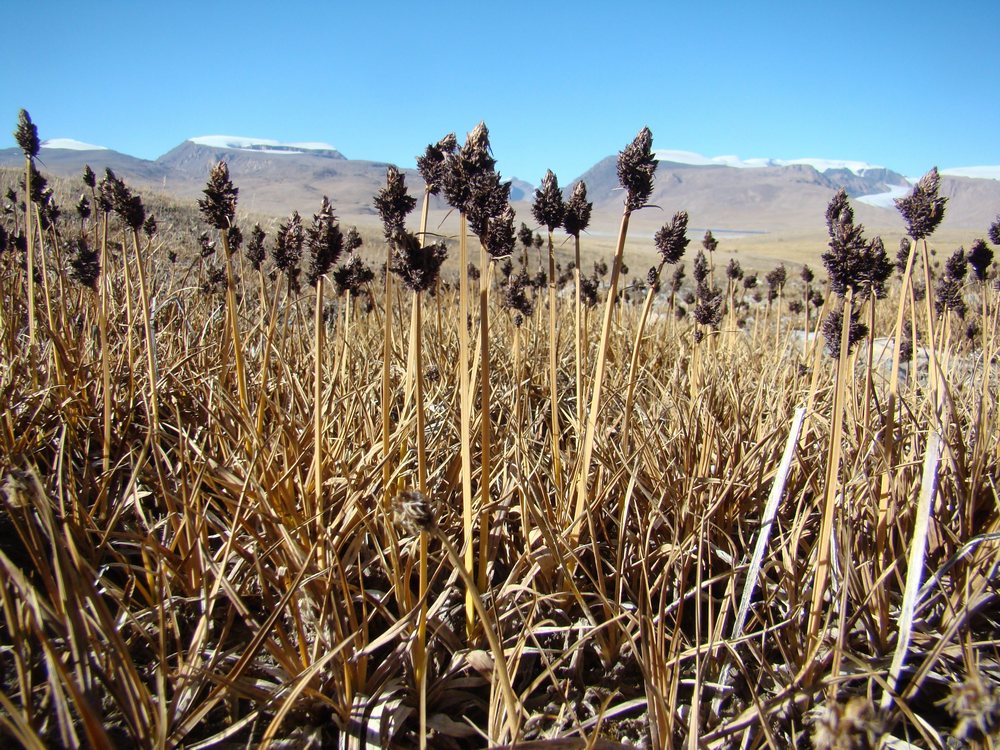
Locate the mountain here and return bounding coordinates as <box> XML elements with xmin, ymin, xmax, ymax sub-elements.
<box><xmin>568</xmin><ymin>151</ymin><xmax>1000</xmax><ymax>238</ymax></box>
<box><xmin>2</xmin><ymin>137</ymin><xmax>997</xmax><ymax>241</ymax></box>
<box><xmin>0</xmin><ymin>141</ymin><xmax>171</xmax><ymax>183</ymax></box>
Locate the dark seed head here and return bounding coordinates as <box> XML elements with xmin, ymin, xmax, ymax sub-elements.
<box><xmin>895</xmin><ymin>167</ymin><xmax>947</xmax><ymax>240</ymax></box>
<box><xmin>823</xmin><ymin>189</ymin><xmax>870</xmax><ymax>298</ymax></box>
<box><xmin>857</xmin><ymin>236</ymin><xmax>893</xmax><ymax>299</ymax></box>
<box><xmin>944</xmin><ymin>247</ymin><xmax>967</xmax><ymax>282</ymax></box>
<box><xmin>532</xmin><ymin>170</ymin><xmax>564</xmax><ymax>233</ymax></box>
<box><xmin>989</xmin><ymin>216</ymin><xmax>1000</xmax><ymax>246</ymax></box>
<box><xmin>967</xmin><ymin>239</ymin><xmax>992</xmax><ymax>282</ymax></box>
<box><xmin>246</xmin><ymin>223</ymin><xmax>266</xmax><ymax>271</ymax></box>
<box><xmin>693</xmin><ymin>280</ymin><xmax>723</xmax><ymax>329</ymax></box>
<box><xmin>345</xmin><ymin>226</ymin><xmax>363</xmax><ymax>253</ymax></box>
<box><xmin>76</xmin><ymin>194</ymin><xmax>91</xmax><ymax>222</ymax></box>
<box><xmin>617</xmin><ymin>126</ymin><xmax>656</xmax><ymax>212</ymax></box>
<box><xmin>726</xmin><ymin>258</ymin><xmax>743</xmax><ymax>282</ymax></box>
<box><xmin>273</xmin><ymin>211</ymin><xmax>304</xmax><ymax>278</ymax></box>
<box><xmin>373</xmin><ymin>166</ymin><xmax>416</xmax><ymax>241</ymax></box>
<box><xmin>199</xmin><ymin>161</ymin><xmax>239</xmax><ymax>230</ymax></box>
<box><xmin>693</xmin><ymin>250</ymin><xmax>709</xmax><ymax>285</ymax></box>
<box><xmin>822</xmin><ymin>304</ymin><xmax>868</xmax><ymax>358</ymax></box>
<box><xmin>68</xmin><ymin>235</ymin><xmax>100</xmax><ymax>289</ymax></box>
<box><xmin>389</xmin><ymin>231</ymin><xmax>447</xmax><ymax>293</ymax></box>
<box><xmin>82</xmin><ymin>165</ymin><xmax>96</xmax><ymax>189</ymax></box>
<box><xmin>562</xmin><ymin>181</ymin><xmax>592</xmax><ymax>238</ymax></box>
<box><xmin>801</xmin><ymin>264</ymin><xmax>814</xmax><ymax>285</ymax></box>
<box><xmin>416</xmin><ymin>133</ymin><xmax>458</xmax><ymax>196</ymax></box>
<box><xmin>333</xmin><ymin>254</ymin><xmax>375</xmax><ymax>296</ymax></box>
<box><xmin>14</xmin><ymin>109</ymin><xmax>40</xmax><ymax>159</ymax></box>
<box><xmin>766</xmin><ymin>265</ymin><xmax>787</xmax><ymax>294</ymax></box>
<box><xmin>306</xmin><ymin>196</ymin><xmax>344</xmax><ymax>286</ymax></box>
<box><xmin>482</xmin><ymin>204</ymin><xmax>516</xmax><ymax>259</ymax></box>
<box><xmin>443</xmin><ymin>122</ymin><xmax>496</xmax><ymax>213</ymax></box>
<box><xmin>465</xmin><ymin>169</ymin><xmax>512</xmax><ymax>240</ymax></box>
<box><xmin>671</xmin><ymin>263</ymin><xmax>686</xmax><ymax>293</ymax></box>
<box><xmin>702</xmin><ymin>230</ymin><xmax>718</xmax><ymax>255</ymax></box>
<box><xmin>503</xmin><ymin>268</ymin><xmax>534</xmax><ymax>318</ymax></box>
<box><xmin>935</xmin><ymin>276</ymin><xmax>966</xmax><ymax>319</ymax></box>
<box><xmin>654</xmin><ymin>211</ymin><xmax>690</xmax><ymax>265</ymax></box>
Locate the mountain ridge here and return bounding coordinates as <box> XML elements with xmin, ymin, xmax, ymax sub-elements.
<box><xmin>2</xmin><ymin>138</ymin><xmax>996</xmax><ymax>239</ymax></box>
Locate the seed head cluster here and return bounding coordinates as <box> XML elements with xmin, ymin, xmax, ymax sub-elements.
<box><xmin>199</xmin><ymin>161</ymin><xmax>239</xmax><ymax>230</ymax></box>
<box><xmin>617</xmin><ymin>127</ymin><xmax>657</xmax><ymax>212</ymax></box>
<box><xmin>14</xmin><ymin>109</ymin><xmax>40</xmax><ymax>159</ymax></box>
<box><xmin>246</xmin><ymin>223</ymin><xmax>267</xmax><ymax>271</ymax></box>
<box><xmin>895</xmin><ymin>167</ymin><xmax>947</xmax><ymax>240</ymax></box>
<box><xmin>68</xmin><ymin>235</ymin><xmax>100</xmax><ymax>289</ymax></box>
<box><xmin>967</xmin><ymin>239</ymin><xmax>992</xmax><ymax>282</ymax></box>
<box><xmin>654</xmin><ymin>211</ymin><xmax>690</xmax><ymax>265</ymax></box>
<box><xmin>416</xmin><ymin>134</ymin><xmax>458</xmax><ymax>196</ymax></box>
<box><xmin>390</xmin><ymin>232</ymin><xmax>447</xmax><ymax>293</ymax></box>
<box><xmin>373</xmin><ymin>166</ymin><xmax>416</xmax><ymax>242</ymax></box>
<box><xmin>562</xmin><ymin>181</ymin><xmax>592</xmax><ymax>238</ymax></box>
<box><xmin>306</xmin><ymin>196</ymin><xmax>344</xmax><ymax>286</ymax></box>
<box><xmin>532</xmin><ymin>170</ymin><xmax>565</xmax><ymax>233</ymax></box>
<box><xmin>273</xmin><ymin>211</ymin><xmax>304</xmax><ymax>287</ymax></box>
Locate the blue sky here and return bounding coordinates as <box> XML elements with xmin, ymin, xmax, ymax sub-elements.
<box><xmin>5</xmin><ymin>0</ymin><xmax>999</xmax><ymax>183</ymax></box>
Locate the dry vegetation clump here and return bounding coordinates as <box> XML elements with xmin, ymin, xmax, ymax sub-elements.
<box><xmin>1</xmin><ymin>110</ymin><xmax>999</xmax><ymax>749</ymax></box>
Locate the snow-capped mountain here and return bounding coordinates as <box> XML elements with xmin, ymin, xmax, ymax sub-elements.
<box><xmin>3</xmin><ymin>137</ymin><xmax>998</xmax><ymax>236</ymax></box>
<box><xmin>41</xmin><ymin>138</ymin><xmax>109</xmax><ymax>151</ymax></box>
<box><xmin>187</xmin><ymin>135</ymin><xmax>339</xmax><ymax>155</ymax></box>
<box><xmin>655</xmin><ymin>150</ymin><xmax>886</xmax><ymax>176</ymax></box>
<box><xmin>940</xmin><ymin>166</ymin><xmax>1000</xmax><ymax>181</ymax></box>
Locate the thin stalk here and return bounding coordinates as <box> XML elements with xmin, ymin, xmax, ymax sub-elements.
<box><xmin>546</xmin><ymin>229</ymin><xmax>563</xmax><ymax>501</ymax></box>
<box><xmin>477</xmin><ymin>250</ymin><xmax>494</xmax><ymax>596</ymax></box>
<box><xmin>381</xmin><ymin>240</ymin><xmax>395</xmax><ymax>509</ymax></box>
<box><xmin>572</xmin><ymin>209</ymin><xmax>631</xmax><ymax>542</ymax></box>
<box><xmin>24</xmin><ymin>156</ymin><xmax>36</xmax><ymax>346</ymax></box>
<box><xmin>919</xmin><ymin>238</ymin><xmax>942</xmax><ymax>417</ymax></box>
<box><xmin>33</xmin><ymin>206</ymin><xmax>56</xmax><ymax>342</ymax></box>
<box><xmin>412</xmin><ymin>291</ymin><xmax>429</xmax><ymax>750</ymax></box>
<box><xmin>623</xmin><ymin>261</ymin><xmax>664</xmax><ymax>446</ymax></box>
<box><xmin>130</xmin><ymin>228</ymin><xmax>160</xmax><ymax>436</ymax></box>
<box><xmin>573</xmin><ymin>234</ymin><xmax>583</xmax><ymax>436</ymax></box>
<box><xmin>457</xmin><ymin>215</ymin><xmax>475</xmax><ymax>638</ymax></box>
<box><xmin>99</xmin><ymin>214</ymin><xmax>112</xmax><ymax>478</ymax></box>
<box><xmin>313</xmin><ymin>275</ymin><xmax>325</xmax><ymax>524</ymax></box>
<box><xmin>808</xmin><ymin>289</ymin><xmax>853</xmax><ymax>647</ymax></box>
<box><xmin>220</xmin><ymin>231</ymin><xmax>249</xmax><ymax>419</ymax></box>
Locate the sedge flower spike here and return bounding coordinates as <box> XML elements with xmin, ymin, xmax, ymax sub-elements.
<box><xmin>416</xmin><ymin>133</ymin><xmax>458</xmax><ymax>195</ymax></box>
<box><xmin>617</xmin><ymin>126</ymin><xmax>656</xmax><ymax>212</ymax></box>
<box><xmin>199</xmin><ymin>161</ymin><xmax>239</xmax><ymax>230</ymax></box>
<box><xmin>895</xmin><ymin>167</ymin><xmax>947</xmax><ymax>240</ymax></box>
<box><xmin>14</xmin><ymin>109</ymin><xmax>40</xmax><ymax>159</ymax></box>
<box><xmin>373</xmin><ymin>165</ymin><xmax>416</xmax><ymax>241</ymax></box>
<box><xmin>562</xmin><ymin>181</ymin><xmax>592</xmax><ymax>237</ymax></box>
<box><xmin>654</xmin><ymin>211</ymin><xmax>690</xmax><ymax>265</ymax></box>
<box><xmin>531</xmin><ymin>170</ymin><xmax>565</xmax><ymax>233</ymax></box>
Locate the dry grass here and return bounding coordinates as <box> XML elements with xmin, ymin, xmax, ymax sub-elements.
<box><xmin>0</xmin><ymin>137</ymin><xmax>998</xmax><ymax>750</ymax></box>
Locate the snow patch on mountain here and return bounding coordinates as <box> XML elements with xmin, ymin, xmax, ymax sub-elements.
<box><xmin>941</xmin><ymin>166</ymin><xmax>1000</xmax><ymax>181</ymax></box>
<box><xmin>856</xmin><ymin>183</ymin><xmax>912</xmax><ymax>209</ymax></box>
<box><xmin>42</xmin><ymin>138</ymin><xmax>108</xmax><ymax>151</ymax></box>
<box><xmin>188</xmin><ymin>135</ymin><xmax>337</xmax><ymax>154</ymax></box>
<box><xmin>655</xmin><ymin>150</ymin><xmax>884</xmax><ymax>176</ymax></box>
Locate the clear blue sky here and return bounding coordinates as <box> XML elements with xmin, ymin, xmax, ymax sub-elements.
<box><xmin>6</xmin><ymin>0</ymin><xmax>999</xmax><ymax>183</ymax></box>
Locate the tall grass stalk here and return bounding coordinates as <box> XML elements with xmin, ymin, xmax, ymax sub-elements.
<box><xmin>457</xmin><ymin>216</ymin><xmax>476</xmax><ymax>637</ymax></box>
<box><xmin>573</xmin><ymin>209</ymin><xmax>631</xmax><ymax>536</ymax></box>
<box><xmin>807</xmin><ymin>289</ymin><xmax>852</xmax><ymax>648</ymax></box>
<box><xmin>477</xmin><ymin>247</ymin><xmax>495</xmax><ymax>596</ymax></box>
